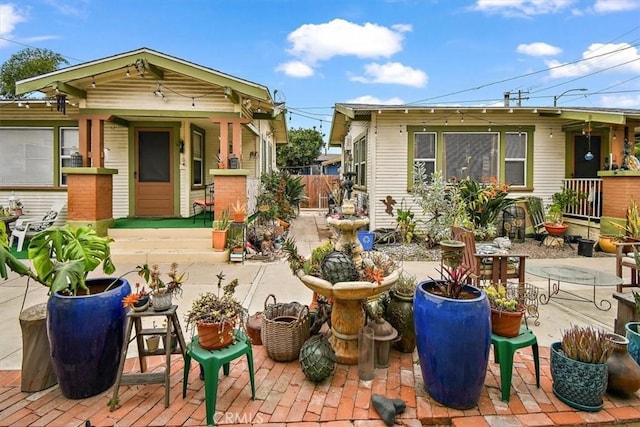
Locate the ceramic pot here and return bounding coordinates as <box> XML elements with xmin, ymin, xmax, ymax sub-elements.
<box><xmin>385</xmin><ymin>290</ymin><xmax>415</xmax><ymax>353</ymax></box>
<box><xmin>132</xmin><ymin>295</ymin><xmax>149</xmax><ymax>312</ymax></box>
<box><xmin>146</xmin><ymin>336</ymin><xmax>160</xmax><ymax>352</ymax></box>
<box><xmin>598</xmin><ymin>234</ymin><xmax>620</xmax><ymax>254</ymax></box>
<box><xmin>47</xmin><ymin>278</ymin><xmax>131</xmax><ymax>399</ymax></box>
<box><xmin>490</xmin><ymin>307</ymin><xmax>525</xmax><ymax>338</ymax></box>
<box><xmin>605</xmin><ymin>333</ymin><xmax>640</xmax><ymax>395</ymax></box>
<box><xmin>414</xmin><ymin>279</ymin><xmax>491</xmax><ymax>410</ymax></box>
<box><xmin>151</xmin><ymin>292</ymin><xmax>172</xmax><ymax>311</ymax></box>
<box><xmin>550</xmin><ymin>341</ymin><xmax>608</xmax><ymax>412</ymax></box>
<box><xmin>625</xmin><ymin>322</ymin><xmax>640</xmax><ymax>365</ymax></box>
<box><xmin>544</xmin><ymin>223</ymin><xmax>568</xmax><ymax>236</ymax></box>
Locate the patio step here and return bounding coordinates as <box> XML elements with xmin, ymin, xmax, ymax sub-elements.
<box><xmin>108</xmin><ymin>228</ymin><xmax>229</xmax><ymax>264</ymax></box>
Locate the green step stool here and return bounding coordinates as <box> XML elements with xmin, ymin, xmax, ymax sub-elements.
<box><xmin>182</xmin><ymin>330</ymin><xmax>256</xmax><ymax>426</ymax></box>
<box><xmin>491</xmin><ymin>326</ymin><xmax>540</xmax><ymax>402</ymax></box>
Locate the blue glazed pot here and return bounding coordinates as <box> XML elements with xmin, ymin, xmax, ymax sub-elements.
<box><xmin>47</xmin><ymin>278</ymin><xmax>131</xmax><ymax>399</ymax></box>
<box><xmin>413</xmin><ymin>279</ymin><xmax>491</xmax><ymax>409</ymax></box>
<box><xmin>626</xmin><ymin>322</ymin><xmax>640</xmax><ymax>365</ymax></box>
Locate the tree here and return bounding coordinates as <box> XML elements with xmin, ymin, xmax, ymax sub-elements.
<box><xmin>276</xmin><ymin>127</ymin><xmax>324</xmax><ymax>170</ymax></box>
<box><xmin>0</xmin><ymin>48</ymin><xmax>69</xmax><ymax>99</ymax></box>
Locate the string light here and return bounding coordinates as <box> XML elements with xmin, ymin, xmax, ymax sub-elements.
<box><xmin>488</xmin><ymin>122</ymin><xmax>492</xmax><ymax>132</ymax></box>
<box><xmin>125</xmin><ymin>68</ymin><xmax>130</xmax><ymax>77</ymax></box>
<box><xmin>191</xmin><ymin>97</ymin><xmax>195</xmax><ymax>108</ymax></box>
<box><xmin>25</xmin><ymin>102</ymin><xmax>30</xmax><ymax>109</ymax></box>
<box><xmin>549</xmin><ymin>128</ymin><xmax>553</xmax><ymax>139</ymax></box>
<box><xmin>91</xmin><ymin>76</ymin><xmax>96</xmax><ymax>88</ymax></box>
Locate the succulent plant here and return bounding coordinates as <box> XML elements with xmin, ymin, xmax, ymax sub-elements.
<box><xmin>560</xmin><ymin>325</ymin><xmax>612</xmax><ymax>364</ymax></box>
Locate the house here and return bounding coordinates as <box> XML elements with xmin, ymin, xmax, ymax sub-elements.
<box><xmin>0</xmin><ymin>48</ymin><xmax>288</xmax><ymax>234</ymax></box>
<box><xmin>328</xmin><ymin>104</ymin><xmax>640</xmax><ymax>235</ymax></box>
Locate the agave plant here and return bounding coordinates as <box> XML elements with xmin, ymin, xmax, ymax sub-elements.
<box><xmin>560</xmin><ymin>325</ymin><xmax>613</xmax><ymax>364</ymax></box>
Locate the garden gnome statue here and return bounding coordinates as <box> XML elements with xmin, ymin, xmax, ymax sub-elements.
<box><xmin>340</xmin><ymin>171</ymin><xmax>357</xmax><ymax>215</ymax></box>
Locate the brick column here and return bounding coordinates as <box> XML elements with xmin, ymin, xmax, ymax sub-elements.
<box><xmin>62</xmin><ymin>167</ymin><xmax>118</xmax><ymax>236</ymax></box>
<box><xmin>210</xmin><ymin>169</ymin><xmax>248</xmax><ymax>220</ymax></box>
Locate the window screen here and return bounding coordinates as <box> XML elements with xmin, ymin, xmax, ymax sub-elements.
<box><xmin>0</xmin><ymin>128</ymin><xmax>54</xmax><ymax>186</ymax></box>
<box><xmin>442</xmin><ymin>132</ymin><xmax>498</xmax><ymax>181</ymax></box>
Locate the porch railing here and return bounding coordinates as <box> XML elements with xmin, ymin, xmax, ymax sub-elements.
<box><xmin>562</xmin><ymin>178</ymin><xmax>603</xmax><ymax>221</ymax></box>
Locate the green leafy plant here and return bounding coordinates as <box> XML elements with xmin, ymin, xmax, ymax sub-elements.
<box><xmin>430</xmin><ymin>264</ymin><xmax>474</xmax><ymax>299</ymax></box>
<box><xmin>547</xmin><ymin>187</ymin><xmax>587</xmax><ymax>224</ymax></box>
<box><xmin>212</xmin><ymin>209</ymin><xmax>231</xmax><ymax>231</ymax></box>
<box><xmin>396</xmin><ymin>200</ymin><xmax>418</xmax><ymax>244</ymax></box>
<box><xmin>0</xmin><ymin>225</ymin><xmax>115</xmax><ymax>295</ymax></box>
<box><xmin>612</xmin><ymin>197</ymin><xmax>640</xmax><ymax>240</ymax></box>
<box><xmin>560</xmin><ymin>325</ymin><xmax>613</xmax><ymax>364</ymax></box>
<box><xmin>184</xmin><ymin>272</ymin><xmax>246</xmax><ymax>329</ymax></box>
<box><xmin>390</xmin><ymin>271</ymin><xmax>417</xmax><ymax>296</ymax></box>
<box><xmin>259</xmin><ymin>170</ymin><xmax>306</xmax><ymax>221</ymax></box>
<box><xmin>485</xmin><ymin>284</ymin><xmax>520</xmax><ymax>312</ymax></box>
<box><xmin>457</xmin><ymin>175</ymin><xmax>514</xmax><ymax>239</ymax></box>
<box><xmin>137</xmin><ymin>262</ymin><xmax>186</xmax><ymax>297</ymax></box>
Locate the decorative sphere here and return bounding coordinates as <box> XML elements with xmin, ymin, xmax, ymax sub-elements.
<box><xmin>585</xmin><ymin>151</ymin><xmax>594</xmax><ymax>161</ymax></box>
<box><xmin>299</xmin><ymin>334</ymin><xmax>336</xmax><ymax>382</ymax></box>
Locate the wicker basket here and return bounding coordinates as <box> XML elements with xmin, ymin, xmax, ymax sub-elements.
<box><xmin>261</xmin><ymin>294</ymin><xmax>310</xmax><ymax>362</ymax></box>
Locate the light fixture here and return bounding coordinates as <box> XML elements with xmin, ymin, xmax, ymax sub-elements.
<box><xmin>445</xmin><ymin>120</ymin><xmax>448</xmax><ymax>126</ymax></box>
<box><xmin>45</xmin><ymin>99</ymin><xmax>51</xmax><ymax>107</ymax></box>
<box><xmin>422</xmin><ymin>123</ymin><xmax>426</xmax><ymax>132</ymax></box>
<box><xmin>378</xmin><ymin>109</ymin><xmax>382</xmax><ymax>114</ymax></box>
<box><xmin>191</xmin><ymin>97</ymin><xmax>195</xmax><ymax>108</ymax></box>
<box><xmin>91</xmin><ymin>76</ymin><xmax>96</xmax><ymax>88</ymax></box>
<box><xmin>17</xmin><ymin>101</ymin><xmax>22</xmax><ymax>107</ymax></box>
<box><xmin>585</xmin><ymin>151</ymin><xmax>594</xmax><ymax>161</ymax></box>
<box><xmin>482</xmin><ymin>108</ymin><xmax>487</xmax><ymax>113</ymax></box>
<box><xmin>508</xmin><ymin>108</ymin><xmax>514</xmax><ymax>113</ymax></box>
<box><xmin>532</xmin><ymin>108</ymin><xmax>538</xmax><ymax>113</ymax></box>
<box><xmin>430</xmin><ymin>108</ymin><xmax>435</xmax><ymax>113</ymax></box>
<box><xmin>153</xmin><ymin>83</ymin><xmax>165</xmax><ymax>98</ymax></box>
<box><xmin>549</xmin><ymin>128</ymin><xmax>553</xmax><ymax>139</ymax></box>
<box><xmin>553</xmin><ymin>88</ymin><xmax>587</xmax><ymax>107</ymax></box>
<box><xmin>125</xmin><ymin>68</ymin><xmax>130</xmax><ymax>77</ymax></box>
<box><xmin>404</xmin><ymin>108</ymin><xmax>408</xmax><ymax>114</ymax></box>
<box><xmin>399</xmin><ymin>125</ymin><xmax>402</xmax><ymax>133</ymax></box>
<box><xmin>25</xmin><ymin>102</ymin><xmax>30</xmax><ymax>109</ymax></box>
<box><xmin>460</xmin><ymin>113</ymin><xmax>464</xmax><ymax>123</ymax></box>
<box><xmin>374</xmin><ymin>126</ymin><xmax>377</xmax><ymax>135</ymax></box>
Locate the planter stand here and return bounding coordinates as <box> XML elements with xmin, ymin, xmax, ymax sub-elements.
<box><xmin>19</xmin><ymin>303</ymin><xmax>57</xmax><ymax>392</ymax></box>
<box><xmin>109</xmin><ymin>305</ymin><xmax>187</xmax><ymax>411</ymax></box>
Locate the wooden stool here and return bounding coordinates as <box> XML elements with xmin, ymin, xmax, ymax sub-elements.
<box><xmin>109</xmin><ymin>305</ymin><xmax>187</xmax><ymax>410</ymax></box>
<box><xmin>182</xmin><ymin>330</ymin><xmax>256</xmax><ymax>426</ymax></box>
<box><xmin>491</xmin><ymin>326</ymin><xmax>540</xmax><ymax>402</ymax></box>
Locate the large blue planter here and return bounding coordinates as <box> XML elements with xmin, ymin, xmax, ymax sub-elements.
<box><xmin>414</xmin><ymin>279</ymin><xmax>491</xmax><ymax>409</ymax></box>
<box><xmin>47</xmin><ymin>278</ymin><xmax>131</xmax><ymax>399</ymax></box>
<box><xmin>626</xmin><ymin>322</ymin><xmax>640</xmax><ymax>365</ymax></box>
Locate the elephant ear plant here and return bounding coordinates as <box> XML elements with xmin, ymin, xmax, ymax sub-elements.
<box><xmin>0</xmin><ymin>224</ymin><xmax>115</xmax><ymax>295</ymax></box>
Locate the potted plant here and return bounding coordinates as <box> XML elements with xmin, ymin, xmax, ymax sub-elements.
<box><xmin>184</xmin><ymin>272</ymin><xmax>247</xmax><ymax>350</ymax></box>
<box><xmin>626</xmin><ymin>253</ymin><xmax>640</xmax><ymax>365</ymax></box>
<box><xmin>550</xmin><ymin>325</ymin><xmax>612</xmax><ymax>412</ymax></box>
<box><xmin>231</xmin><ymin>199</ymin><xmax>247</xmax><ymax>222</ymax></box>
<box><xmin>413</xmin><ymin>264</ymin><xmax>491</xmax><ymax>409</ymax></box>
<box><xmin>0</xmin><ymin>225</ymin><xmax>130</xmax><ymax>399</ymax></box>
<box><xmin>385</xmin><ymin>271</ymin><xmax>417</xmax><ymax>353</ymax></box>
<box><xmin>485</xmin><ymin>284</ymin><xmax>525</xmax><ymax>338</ymax></box>
<box><xmin>122</xmin><ymin>282</ymin><xmax>150</xmax><ymax>312</ymax></box>
<box><xmin>544</xmin><ymin>187</ymin><xmax>586</xmax><ymax>235</ymax></box>
<box><xmin>612</xmin><ymin>197</ymin><xmax>640</xmax><ymax>246</ymax></box>
<box><xmin>212</xmin><ymin>209</ymin><xmax>231</xmax><ymax>251</ymax></box>
<box><xmin>136</xmin><ymin>262</ymin><xmax>186</xmax><ymax>311</ymax></box>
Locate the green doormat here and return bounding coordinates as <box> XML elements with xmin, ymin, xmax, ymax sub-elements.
<box><xmin>113</xmin><ymin>215</ymin><xmax>211</xmax><ymax>229</ymax></box>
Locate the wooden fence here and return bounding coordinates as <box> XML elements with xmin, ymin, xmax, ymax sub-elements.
<box><xmin>296</xmin><ymin>175</ymin><xmax>340</xmax><ymax>209</ymax></box>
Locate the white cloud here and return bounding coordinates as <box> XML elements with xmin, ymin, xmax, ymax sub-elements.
<box><xmin>0</xmin><ymin>4</ymin><xmax>27</xmax><ymax>46</ymax></box>
<box><xmin>344</xmin><ymin>95</ymin><xmax>405</xmax><ymax>105</ymax></box>
<box><xmin>593</xmin><ymin>0</ymin><xmax>640</xmax><ymax>13</ymax></box>
<box><xmin>350</xmin><ymin>62</ymin><xmax>428</xmax><ymax>87</ymax></box>
<box><xmin>546</xmin><ymin>42</ymin><xmax>640</xmax><ymax>78</ymax></box>
<box><xmin>471</xmin><ymin>0</ymin><xmax>576</xmax><ymax>17</ymax></box>
<box><xmin>285</xmin><ymin>18</ymin><xmax>407</xmax><ymax>64</ymax></box>
<box><xmin>517</xmin><ymin>42</ymin><xmax>562</xmax><ymax>56</ymax></box>
<box><xmin>599</xmin><ymin>94</ymin><xmax>640</xmax><ymax>108</ymax></box>
<box><xmin>42</xmin><ymin>0</ymin><xmax>88</xmax><ymax>17</ymax></box>
<box><xmin>275</xmin><ymin>61</ymin><xmax>314</xmax><ymax>78</ymax></box>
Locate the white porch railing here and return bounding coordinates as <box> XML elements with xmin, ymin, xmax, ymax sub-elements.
<box><xmin>562</xmin><ymin>178</ymin><xmax>603</xmax><ymax>220</ymax></box>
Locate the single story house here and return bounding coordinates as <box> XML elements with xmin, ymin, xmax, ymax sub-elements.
<box><xmin>328</xmin><ymin>104</ymin><xmax>640</xmax><ymax>236</ymax></box>
<box><xmin>0</xmin><ymin>48</ymin><xmax>287</xmax><ymax>234</ymax></box>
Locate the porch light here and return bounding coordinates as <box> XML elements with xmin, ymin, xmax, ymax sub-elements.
<box><xmin>585</xmin><ymin>152</ymin><xmax>594</xmax><ymax>161</ymax></box>
<box><xmin>91</xmin><ymin>76</ymin><xmax>96</xmax><ymax>88</ymax></box>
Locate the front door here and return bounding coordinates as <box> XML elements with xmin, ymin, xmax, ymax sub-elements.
<box><xmin>135</xmin><ymin>129</ymin><xmax>174</xmax><ymax>216</ymax></box>
<box><xmin>573</xmin><ymin>134</ymin><xmax>601</xmax><ymax>178</ymax></box>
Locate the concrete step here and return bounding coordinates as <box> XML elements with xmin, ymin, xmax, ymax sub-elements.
<box><xmin>108</xmin><ymin>227</ymin><xmax>224</xmax><ymax>265</ymax></box>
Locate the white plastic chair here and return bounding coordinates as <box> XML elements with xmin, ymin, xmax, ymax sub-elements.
<box><xmin>9</xmin><ymin>201</ymin><xmax>65</xmax><ymax>252</ymax></box>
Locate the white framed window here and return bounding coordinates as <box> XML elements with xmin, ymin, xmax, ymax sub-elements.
<box><xmin>60</xmin><ymin>127</ymin><xmax>79</xmax><ymax>186</ymax></box>
<box><xmin>505</xmin><ymin>132</ymin><xmax>527</xmax><ymax>186</ymax></box>
<box><xmin>442</xmin><ymin>132</ymin><xmax>499</xmax><ymax>181</ymax></box>
<box><xmin>0</xmin><ymin>127</ymin><xmax>54</xmax><ymax>186</ymax></box>
<box><xmin>353</xmin><ymin>135</ymin><xmax>367</xmax><ymax>186</ymax></box>
<box><xmin>413</xmin><ymin>132</ymin><xmax>436</xmax><ymax>183</ymax></box>
<box><xmin>192</xmin><ymin>129</ymin><xmax>204</xmax><ymax>186</ymax></box>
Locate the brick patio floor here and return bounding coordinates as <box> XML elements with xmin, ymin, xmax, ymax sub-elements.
<box><xmin>1</xmin><ymin>343</ymin><xmax>640</xmax><ymax>426</ymax></box>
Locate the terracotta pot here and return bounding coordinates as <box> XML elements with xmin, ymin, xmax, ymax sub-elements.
<box><xmin>212</xmin><ymin>229</ymin><xmax>227</xmax><ymax>251</ymax></box>
<box><xmin>233</xmin><ymin>213</ymin><xmax>246</xmax><ymax>223</ymax></box>
<box><xmin>544</xmin><ymin>223</ymin><xmax>568</xmax><ymax>236</ymax></box>
<box><xmin>491</xmin><ymin>307</ymin><xmax>524</xmax><ymax>338</ymax></box>
<box><xmin>197</xmin><ymin>320</ymin><xmax>235</xmax><ymax>350</ymax></box>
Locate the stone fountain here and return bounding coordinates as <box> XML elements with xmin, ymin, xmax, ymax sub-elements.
<box><xmin>297</xmin><ymin>173</ymin><xmax>400</xmax><ymax>365</ymax></box>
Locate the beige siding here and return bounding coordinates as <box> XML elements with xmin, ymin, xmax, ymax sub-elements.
<box><xmin>0</xmin><ymin>190</ymin><xmax>68</xmax><ymax>225</ymax></box>
<box><xmin>104</xmin><ymin>124</ymin><xmax>130</xmax><ymax>218</ymax></box>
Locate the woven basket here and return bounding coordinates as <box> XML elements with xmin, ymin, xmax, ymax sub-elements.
<box><xmin>261</xmin><ymin>294</ymin><xmax>310</xmax><ymax>362</ymax></box>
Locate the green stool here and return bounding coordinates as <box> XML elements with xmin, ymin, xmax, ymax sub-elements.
<box><xmin>182</xmin><ymin>330</ymin><xmax>256</xmax><ymax>426</ymax></box>
<box><xmin>491</xmin><ymin>326</ymin><xmax>540</xmax><ymax>402</ymax></box>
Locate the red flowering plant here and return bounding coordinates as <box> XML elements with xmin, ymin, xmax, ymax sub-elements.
<box><xmin>429</xmin><ymin>264</ymin><xmax>474</xmax><ymax>299</ymax></box>
<box><xmin>122</xmin><ymin>282</ymin><xmax>150</xmax><ymax>309</ymax></box>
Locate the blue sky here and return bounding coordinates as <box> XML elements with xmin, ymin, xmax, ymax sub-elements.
<box><xmin>1</xmin><ymin>0</ymin><xmax>639</xmax><ymax>136</ymax></box>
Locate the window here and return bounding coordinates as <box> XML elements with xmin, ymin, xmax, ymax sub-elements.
<box><xmin>192</xmin><ymin>129</ymin><xmax>204</xmax><ymax>186</ymax></box>
<box><xmin>60</xmin><ymin>127</ymin><xmax>79</xmax><ymax>186</ymax></box>
<box><xmin>413</xmin><ymin>132</ymin><xmax>436</xmax><ymax>183</ymax></box>
<box><xmin>353</xmin><ymin>135</ymin><xmax>366</xmax><ymax>186</ymax></box>
<box><xmin>442</xmin><ymin>132</ymin><xmax>499</xmax><ymax>181</ymax></box>
<box><xmin>505</xmin><ymin>132</ymin><xmax>527</xmax><ymax>186</ymax></box>
<box><xmin>0</xmin><ymin>127</ymin><xmax>54</xmax><ymax>186</ymax></box>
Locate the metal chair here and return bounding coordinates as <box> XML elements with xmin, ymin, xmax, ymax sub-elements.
<box><xmin>9</xmin><ymin>201</ymin><xmax>65</xmax><ymax>252</ymax></box>
<box><xmin>192</xmin><ymin>183</ymin><xmax>214</xmax><ymax>224</ymax></box>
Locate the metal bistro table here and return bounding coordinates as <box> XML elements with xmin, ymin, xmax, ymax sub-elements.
<box><xmin>526</xmin><ymin>264</ymin><xmax>622</xmax><ymax>311</ymax></box>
